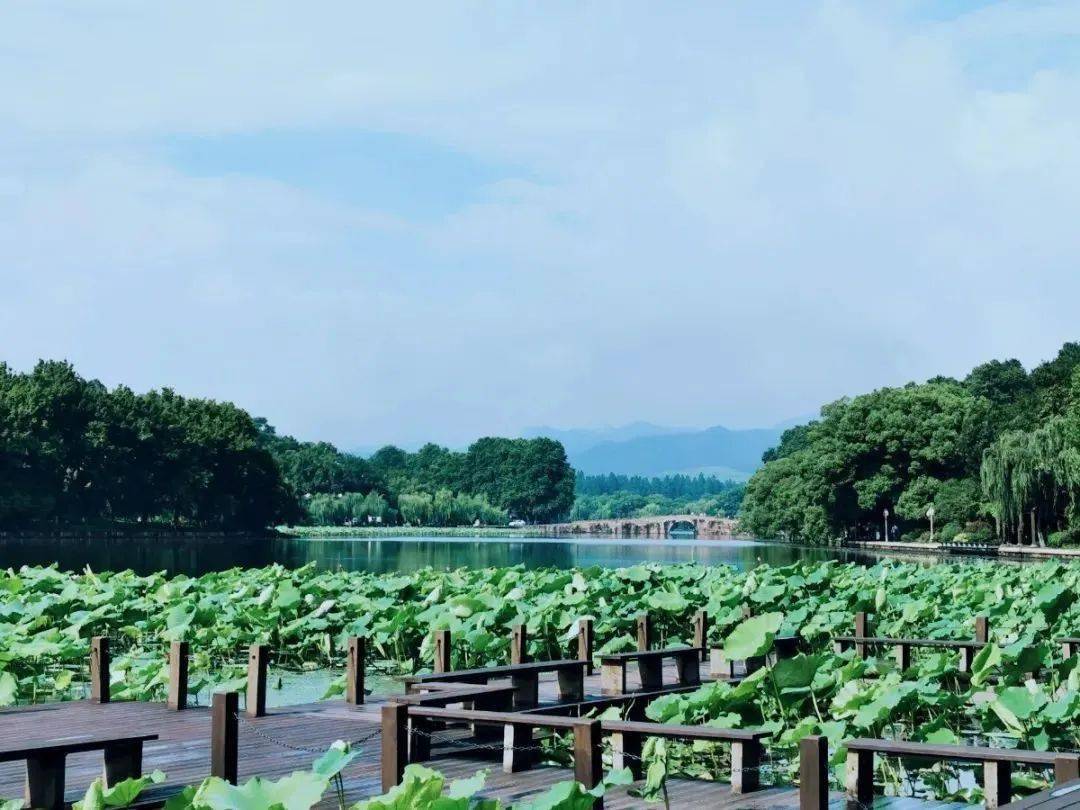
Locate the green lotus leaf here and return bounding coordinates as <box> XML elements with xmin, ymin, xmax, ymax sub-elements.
<box><xmin>723</xmin><ymin>613</ymin><xmax>783</xmax><ymax>661</ymax></box>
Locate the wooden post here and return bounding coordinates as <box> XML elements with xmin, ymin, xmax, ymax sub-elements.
<box><xmin>854</xmin><ymin>612</ymin><xmax>869</xmax><ymax>660</ymax></box>
<box><xmin>638</xmin><ymin>656</ymin><xmax>663</xmax><ymax>690</ymax></box>
<box><xmin>557</xmin><ymin>667</ymin><xmax>585</xmax><ymax>702</ymax></box>
<box><xmin>24</xmin><ymin>753</ymin><xmax>65</xmax><ymax>810</ymax></box>
<box><xmin>984</xmin><ymin>760</ymin><xmax>1012</xmax><ymax>809</ymax></box>
<box><xmin>693</xmin><ymin>609</ymin><xmax>709</xmax><ymax>662</ymax></box>
<box><xmin>409</xmin><ymin>714</ymin><xmax>432</xmax><ymax>763</ymax></box>
<box><xmin>504</xmin><ymin>722</ymin><xmax>535</xmax><ymax>773</ymax></box>
<box><xmin>167</xmin><ymin>641</ymin><xmax>189</xmax><ymax>710</ymax></box>
<box><xmin>1055</xmin><ymin>754</ymin><xmax>1080</xmax><ymax>784</ymax></box>
<box><xmin>601</xmin><ymin>661</ymin><xmax>626</xmax><ymax>695</ymax></box>
<box><xmin>731</xmin><ymin>740</ymin><xmax>761</xmax><ymax>793</ymax></box>
<box><xmin>745</xmin><ymin>655</ymin><xmax>766</xmax><ymax>675</ymax></box>
<box><xmin>510</xmin><ymin>672</ymin><xmax>539</xmax><ymax>709</ymax></box>
<box><xmin>799</xmin><ymin>735</ymin><xmax>828</xmax><ymax>810</ymax></box>
<box><xmin>894</xmin><ymin>643</ymin><xmax>911</xmax><ymax>672</ymax></box>
<box><xmin>612</xmin><ymin>700</ymin><xmax>646</xmax><ymax>779</ymax></box>
<box><xmin>577</xmin><ymin>618</ymin><xmax>594</xmax><ymax>676</ymax></box>
<box><xmin>845</xmin><ymin>748</ymin><xmax>874</xmax><ymax>808</ymax></box>
<box><xmin>573</xmin><ymin>719</ymin><xmax>604</xmax><ymax>807</ymax></box>
<box><xmin>346</xmin><ymin>636</ymin><xmax>365</xmax><ymax>705</ymax></box>
<box><xmin>90</xmin><ymin>636</ymin><xmax>110</xmax><ymax>704</ymax></box>
<box><xmin>710</xmin><ymin>648</ymin><xmax>735</xmax><ymax>680</ymax></box>
<box><xmin>103</xmin><ymin>740</ymin><xmax>143</xmax><ymax>787</ymax></box>
<box><xmin>246</xmin><ymin>644</ymin><xmax>269</xmax><ymax>718</ymax></box>
<box><xmin>675</xmin><ymin>649</ymin><xmax>701</xmax><ymax>686</ymax></box>
<box><xmin>210</xmin><ymin>691</ymin><xmax>238</xmax><ymax>784</ymax></box>
<box><xmin>974</xmin><ymin>615</ymin><xmax>990</xmax><ymax>644</ymax></box>
<box><xmin>380</xmin><ymin>703</ymin><xmax>408</xmax><ymax>792</ymax></box>
<box><xmin>636</xmin><ymin>613</ymin><xmax>652</xmax><ymax>652</ymax></box>
<box><xmin>510</xmin><ymin>623</ymin><xmax>528</xmax><ymax>665</ymax></box>
<box><xmin>433</xmin><ymin>630</ymin><xmax>452</xmax><ymax>674</ymax></box>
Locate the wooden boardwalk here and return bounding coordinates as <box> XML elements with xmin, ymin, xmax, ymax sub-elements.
<box><xmin>0</xmin><ymin>659</ymin><xmax>976</xmax><ymax>808</ymax></box>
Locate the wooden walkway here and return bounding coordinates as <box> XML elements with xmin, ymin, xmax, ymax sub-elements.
<box><xmin>0</xmin><ymin>659</ymin><xmax>976</xmax><ymax>808</ymax></box>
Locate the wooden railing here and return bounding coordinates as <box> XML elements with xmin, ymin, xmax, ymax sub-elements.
<box><xmin>845</xmin><ymin>738</ymin><xmax>1080</xmax><ymax>809</ymax></box>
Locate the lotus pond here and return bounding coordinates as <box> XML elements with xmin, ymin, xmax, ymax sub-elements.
<box><xmin>6</xmin><ymin>558</ymin><xmax>1080</xmax><ymax>804</ymax></box>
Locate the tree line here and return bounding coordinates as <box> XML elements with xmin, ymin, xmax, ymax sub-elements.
<box><xmin>570</xmin><ymin>474</ymin><xmax>744</xmax><ymax>521</ymax></box>
<box><xmin>0</xmin><ymin>361</ymin><xmax>575</xmax><ymax>531</ymax></box>
<box><xmin>741</xmin><ymin>341</ymin><xmax>1080</xmax><ymax>547</ymax></box>
<box><xmin>575</xmin><ymin>471</ymin><xmax>744</xmax><ymax>498</ymax></box>
<box><xmin>0</xmin><ymin>361</ymin><xmax>300</xmax><ymax>530</ymax></box>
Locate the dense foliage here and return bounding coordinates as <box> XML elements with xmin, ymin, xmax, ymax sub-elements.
<box><xmin>575</xmin><ymin>472</ymin><xmax>744</xmax><ymax>499</ymax></box>
<box><xmin>7</xmin><ymin>558</ymin><xmax>1080</xmax><ymax>802</ymax></box>
<box><xmin>0</xmin><ymin>361</ymin><xmax>300</xmax><ymax>531</ymax></box>
<box><xmin>742</xmin><ymin>342</ymin><xmax>1080</xmax><ymax>545</ymax></box>
<box><xmin>570</xmin><ymin>473</ymin><xmax>744</xmax><ymax>520</ymax></box>
<box><xmin>0</xmin><ymin>360</ymin><xmax>575</xmax><ymax>531</ymax></box>
<box><xmin>270</xmin><ymin>437</ymin><xmax>575</xmax><ymax>525</ymax></box>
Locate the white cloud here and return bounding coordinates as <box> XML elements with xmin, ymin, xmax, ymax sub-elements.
<box><xmin>3</xmin><ymin>1</ymin><xmax>1080</xmax><ymax>445</ymax></box>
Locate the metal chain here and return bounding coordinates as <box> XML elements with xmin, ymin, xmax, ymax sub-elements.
<box><xmin>233</xmin><ymin>712</ymin><xmax>382</xmax><ymax>754</ymax></box>
<box><xmin>409</xmin><ymin>725</ymin><xmax>554</xmax><ymax>755</ymax></box>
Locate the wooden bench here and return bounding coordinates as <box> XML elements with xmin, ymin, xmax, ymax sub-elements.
<box><xmin>0</xmin><ymin>733</ymin><xmax>158</xmax><ymax>810</ymax></box>
<box><xmin>603</xmin><ymin>720</ymin><xmax>771</xmax><ymax>792</ymax></box>
<box><xmin>394</xmin><ymin>682</ymin><xmax>516</xmax><ymax>709</ymax></box>
<box><xmin>599</xmin><ymin>646</ymin><xmax>700</xmax><ymax>695</ymax></box>
<box><xmin>845</xmin><ymin>738</ymin><xmax>1080</xmax><ymax>809</ymax></box>
<box><xmin>834</xmin><ymin>635</ymin><xmax>985</xmax><ymax>671</ymax></box>
<box><xmin>383</xmin><ymin>705</ymin><xmax>602</xmax><ymax>786</ymax></box>
<box><xmin>405</xmin><ymin>659</ymin><xmax>588</xmax><ymax>708</ymax></box>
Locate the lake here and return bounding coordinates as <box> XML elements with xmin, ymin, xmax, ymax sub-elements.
<box><xmin>0</xmin><ymin>533</ymin><xmax>928</xmax><ymax>576</ymax></box>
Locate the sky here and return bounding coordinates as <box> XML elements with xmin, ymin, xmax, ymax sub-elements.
<box><xmin>4</xmin><ymin>1</ymin><xmax>1080</xmax><ymax>449</ymax></box>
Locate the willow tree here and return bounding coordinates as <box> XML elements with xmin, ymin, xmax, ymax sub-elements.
<box><xmin>981</xmin><ymin>416</ymin><xmax>1080</xmax><ymax>544</ymax></box>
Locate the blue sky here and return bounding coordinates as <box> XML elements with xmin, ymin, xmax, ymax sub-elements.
<box><xmin>3</xmin><ymin>1</ymin><xmax>1080</xmax><ymax>448</ymax></box>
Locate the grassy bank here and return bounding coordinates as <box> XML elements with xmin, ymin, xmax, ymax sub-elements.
<box><xmin>276</xmin><ymin>525</ymin><xmax>544</xmax><ymax>538</ymax></box>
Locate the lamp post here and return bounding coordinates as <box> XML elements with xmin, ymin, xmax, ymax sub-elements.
<box><xmin>883</xmin><ymin>509</ymin><xmax>890</xmax><ymax>542</ymax></box>
<box><xmin>927</xmin><ymin>506</ymin><xmax>935</xmax><ymax>542</ymax></box>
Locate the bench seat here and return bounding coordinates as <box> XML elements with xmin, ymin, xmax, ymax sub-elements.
<box><xmin>599</xmin><ymin>646</ymin><xmax>700</xmax><ymax>695</ymax></box>
<box><xmin>0</xmin><ymin>732</ymin><xmax>158</xmax><ymax>810</ymax></box>
<box><xmin>405</xmin><ymin>659</ymin><xmax>588</xmax><ymax>708</ymax></box>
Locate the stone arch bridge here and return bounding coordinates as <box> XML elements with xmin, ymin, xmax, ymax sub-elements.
<box><xmin>535</xmin><ymin>514</ymin><xmax>737</xmax><ymax>539</ymax></box>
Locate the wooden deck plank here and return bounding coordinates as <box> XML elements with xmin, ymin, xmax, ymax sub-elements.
<box><xmin>0</xmin><ymin>661</ymin><xmax>806</xmax><ymax>808</ymax></box>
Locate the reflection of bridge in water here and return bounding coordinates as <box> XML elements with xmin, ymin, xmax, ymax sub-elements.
<box><xmin>536</xmin><ymin>513</ymin><xmax>737</xmax><ymax>539</ymax></box>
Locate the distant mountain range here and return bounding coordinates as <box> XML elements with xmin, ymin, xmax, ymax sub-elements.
<box><xmin>520</xmin><ymin>421</ymin><xmax>684</xmax><ymax>457</ymax></box>
<box><xmin>353</xmin><ymin>418</ymin><xmax>801</xmax><ymax>480</ymax></box>
<box><xmin>524</xmin><ymin>421</ymin><xmax>795</xmax><ymax>481</ymax></box>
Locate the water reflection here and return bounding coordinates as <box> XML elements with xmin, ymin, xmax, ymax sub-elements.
<box><xmin>0</xmin><ymin>536</ymin><xmax>274</xmax><ymax>576</ymax></box>
<box><xmin>274</xmin><ymin>536</ymin><xmax>910</xmax><ymax>574</ymax></box>
<box><xmin>0</xmin><ymin>533</ymin><xmax>954</xmax><ymax>577</ymax></box>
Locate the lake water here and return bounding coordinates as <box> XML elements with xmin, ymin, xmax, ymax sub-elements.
<box><xmin>0</xmin><ymin>533</ymin><xmax>927</xmax><ymax>577</ymax></box>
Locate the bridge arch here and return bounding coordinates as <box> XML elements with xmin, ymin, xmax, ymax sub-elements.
<box><xmin>666</xmin><ymin>519</ymin><xmax>697</xmax><ymax>538</ymax></box>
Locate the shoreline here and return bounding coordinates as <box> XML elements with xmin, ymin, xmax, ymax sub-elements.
<box><xmin>845</xmin><ymin>539</ymin><xmax>1080</xmax><ymax>559</ymax></box>
<box><xmin>0</xmin><ymin>529</ymin><xmax>271</xmax><ymax>543</ymax></box>
<box><xmin>276</xmin><ymin>525</ymin><xmax>545</xmax><ymax>539</ymax></box>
